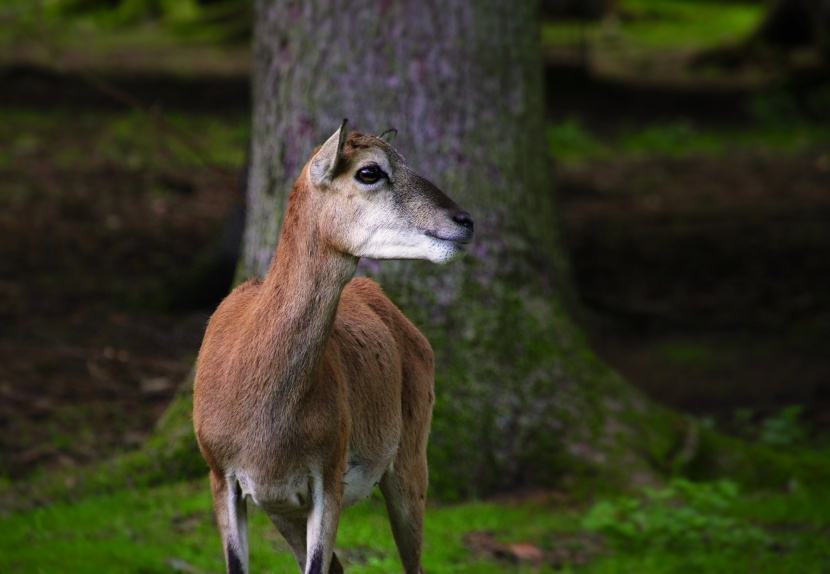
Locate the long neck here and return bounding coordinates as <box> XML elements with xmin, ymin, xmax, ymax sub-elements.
<box><xmin>253</xmin><ymin>181</ymin><xmax>357</xmax><ymax>401</ymax></box>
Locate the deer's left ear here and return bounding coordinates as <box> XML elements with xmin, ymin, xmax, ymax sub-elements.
<box><xmin>310</xmin><ymin>119</ymin><xmax>349</xmax><ymax>187</ymax></box>
<box><xmin>378</xmin><ymin>128</ymin><xmax>397</xmax><ymax>144</ymax></box>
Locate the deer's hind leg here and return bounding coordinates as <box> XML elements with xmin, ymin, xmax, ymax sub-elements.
<box><xmin>380</xmin><ymin>451</ymin><xmax>428</xmax><ymax>574</ymax></box>
<box><xmin>210</xmin><ymin>471</ymin><xmax>249</xmax><ymax>574</ymax></box>
<box><xmin>380</xmin><ymin>387</ymin><xmax>431</xmax><ymax>573</ymax></box>
<box><xmin>380</xmin><ymin>337</ymin><xmax>433</xmax><ymax>574</ymax></box>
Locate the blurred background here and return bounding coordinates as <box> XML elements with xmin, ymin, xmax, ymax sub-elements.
<box><xmin>0</xmin><ymin>0</ymin><xmax>829</xmax><ymax>571</ymax></box>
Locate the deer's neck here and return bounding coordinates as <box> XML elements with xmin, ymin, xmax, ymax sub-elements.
<box><xmin>254</xmin><ymin>189</ymin><xmax>357</xmax><ymax>401</ymax></box>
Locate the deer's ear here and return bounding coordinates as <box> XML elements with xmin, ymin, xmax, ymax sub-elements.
<box><xmin>309</xmin><ymin>119</ymin><xmax>349</xmax><ymax>187</ymax></box>
<box><xmin>378</xmin><ymin>128</ymin><xmax>397</xmax><ymax>144</ymax></box>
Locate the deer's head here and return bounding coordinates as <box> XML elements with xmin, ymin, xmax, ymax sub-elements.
<box><xmin>305</xmin><ymin>120</ymin><xmax>474</xmax><ymax>265</ymax></box>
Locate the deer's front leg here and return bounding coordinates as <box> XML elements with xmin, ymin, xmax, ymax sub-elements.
<box><xmin>305</xmin><ymin>468</ymin><xmax>345</xmax><ymax>574</ymax></box>
<box><xmin>210</xmin><ymin>471</ymin><xmax>249</xmax><ymax>574</ymax></box>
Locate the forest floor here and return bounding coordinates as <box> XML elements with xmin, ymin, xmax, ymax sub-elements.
<box><xmin>1</xmin><ymin>62</ymin><xmax>830</xmax><ymax>483</ymax></box>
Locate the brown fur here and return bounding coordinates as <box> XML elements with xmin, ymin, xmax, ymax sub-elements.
<box><xmin>193</xmin><ymin>127</ymin><xmax>471</xmax><ymax>574</ymax></box>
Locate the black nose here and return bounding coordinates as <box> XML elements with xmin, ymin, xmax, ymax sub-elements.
<box><xmin>453</xmin><ymin>211</ymin><xmax>474</xmax><ymax>231</ymax></box>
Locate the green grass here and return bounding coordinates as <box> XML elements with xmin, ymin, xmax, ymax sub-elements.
<box><xmin>579</xmin><ymin>486</ymin><xmax>830</xmax><ymax>573</ymax></box>
<box><xmin>0</xmin><ymin>107</ymin><xmax>248</xmax><ymax>172</ymax></box>
<box><xmin>543</xmin><ymin>0</ymin><xmax>763</xmax><ymax>51</ymax></box>
<box><xmin>1</xmin><ymin>479</ymin><xmax>829</xmax><ymax>573</ymax></box>
<box><xmin>0</xmin><ymin>481</ymin><xmax>576</xmax><ymax>573</ymax></box>
<box><xmin>620</xmin><ymin>0</ymin><xmax>762</xmax><ymax>49</ymax></box>
<box><xmin>548</xmin><ymin>115</ymin><xmax>830</xmax><ymax>164</ymax></box>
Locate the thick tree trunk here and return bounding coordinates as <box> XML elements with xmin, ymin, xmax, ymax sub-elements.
<box><xmin>241</xmin><ymin>0</ymin><xmax>673</xmax><ymax>498</ymax></box>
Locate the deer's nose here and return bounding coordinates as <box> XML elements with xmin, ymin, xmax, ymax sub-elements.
<box><xmin>452</xmin><ymin>211</ymin><xmax>474</xmax><ymax>231</ymax></box>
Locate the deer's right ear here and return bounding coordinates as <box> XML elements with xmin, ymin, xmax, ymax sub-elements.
<box><xmin>378</xmin><ymin>128</ymin><xmax>397</xmax><ymax>144</ymax></box>
<box><xmin>309</xmin><ymin>119</ymin><xmax>349</xmax><ymax>187</ymax></box>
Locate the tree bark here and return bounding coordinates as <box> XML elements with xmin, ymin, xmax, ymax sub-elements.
<box><xmin>241</xmin><ymin>0</ymin><xmax>672</xmax><ymax>498</ymax></box>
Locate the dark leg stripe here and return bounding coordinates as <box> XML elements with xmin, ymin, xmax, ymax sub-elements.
<box><xmin>228</xmin><ymin>546</ymin><xmax>244</xmax><ymax>574</ymax></box>
<box><xmin>307</xmin><ymin>547</ymin><xmax>324</xmax><ymax>574</ymax></box>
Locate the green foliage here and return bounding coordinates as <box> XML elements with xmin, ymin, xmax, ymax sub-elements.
<box><xmin>619</xmin><ymin>0</ymin><xmax>762</xmax><ymax>49</ymax></box>
<box><xmin>729</xmin><ymin>405</ymin><xmax>809</xmax><ymax>448</ymax></box>
<box><xmin>617</xmin><ymin>121</ymin><xmax>722</xmax><ymax>156</ymax></box>
<box><xmin>548</xmin><ymin>115</ymin><xmax>830</xmax><ymax>164</ymax></box>
<box><xmin>759</xmin><ymin>406</ymin><xmax>806</xmax><ymax>447</ymax></box>
<box><xmin>582</xmin><ymin>479</ymin><xmax>770</xmax><ymax>551</ymax></box>
<box><xmin>95</xmin><ymin>110</ymin><xmax>248</xmax><ymax>169</ymax></box>
<box><xmin>547</xmin><ymin>118</ymin><xmax>605</xmax><ymax>163</ymax></box>
<box><xmin>580</xmin><ymin>485</ymin><xmax>830</xmax><ymax>574</ymax></box>
<box><xmin>43</xmin><ymin>0</ymin><xmax>201</xmax><ymax>27</ymax></box>
<box><xmin>542</xmin><ymin>0</ymin><xmax>763</xmax><ymax>50</ymax></box>
<box><xmin>20</xmin><ymin>0</ymin><xmax>252</xmax><ymax>41</ymax></box>
<box><xmin>0</xmin><ymin>108</ymin><xmax>247</xmax><ymax>174</ymax></box>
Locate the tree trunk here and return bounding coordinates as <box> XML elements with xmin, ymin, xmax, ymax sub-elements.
<box><xmin>241</xmin><ymin>0</ymin><xmax>675</xmax><ymax>498</ymax></box>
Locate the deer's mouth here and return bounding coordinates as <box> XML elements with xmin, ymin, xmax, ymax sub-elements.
<box><xmin>424</xmin><ymin>230</ymin><xmax>474</xmax><ymax>246</ymax></box>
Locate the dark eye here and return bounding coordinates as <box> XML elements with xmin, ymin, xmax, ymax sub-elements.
<box><xmin>355</xmin><ymin>165</ymin><xmax>385</xmax><ymax>185</ymax></box>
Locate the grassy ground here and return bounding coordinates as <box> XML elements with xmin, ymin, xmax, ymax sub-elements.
<box><xmin>547</xmin><ymin>97</ymin><xmax>830</xmax><ymax>164</ymax></box>
<box><xmin>543</xmin><ymin>0</ymin><xmax>763</xmax><ymax>51</ymax></box>
<box><xmin>1</xmin><ymin>479</ymin><xmax>828</xmax><ymax>573</ymax></box>
<box><xmin>0</xmin><ymin>106</ymin><xmax>246</xmax><ymax>480</ymax></box>
<box><xmin>543</xmin><ymin>0</ymin><xmax>775</xmax><ymax>87</ymax></box>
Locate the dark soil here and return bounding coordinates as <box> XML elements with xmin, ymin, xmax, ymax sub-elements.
<box><xmin>0</xmin><ymin>107</ymin><xmax>240</xmax><ymax>479</ymax></box>
<box><xmin>1</xmin><ymin>65</ymin><xmax>828</xmax><ymax>481</ymax></box>
<box><xmin>559</xmin><ymin>153</ymin><xmax>830</xmax><ymax>431</ymax></box>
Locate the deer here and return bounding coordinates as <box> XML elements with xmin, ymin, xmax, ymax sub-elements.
<box><xmin>193</xmin><ymin>119</ymin><xmax>474</xmax><ymax>574</ymax></box>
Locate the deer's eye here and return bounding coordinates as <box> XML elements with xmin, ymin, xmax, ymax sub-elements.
<box><xmin>355</xmin><ymin>165</ymin><xmax>385</xmax><ymax>185</ymax></box>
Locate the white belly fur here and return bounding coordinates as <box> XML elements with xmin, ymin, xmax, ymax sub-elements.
<box><xmin>233</xmin><ymin>456</ymin><xmax>393</xmax><ymax>514</ymax></box>
<box><xmin>342</xmin><ymin>460</ymin><xmax>390</xmax><ymax>507</ymax></box>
